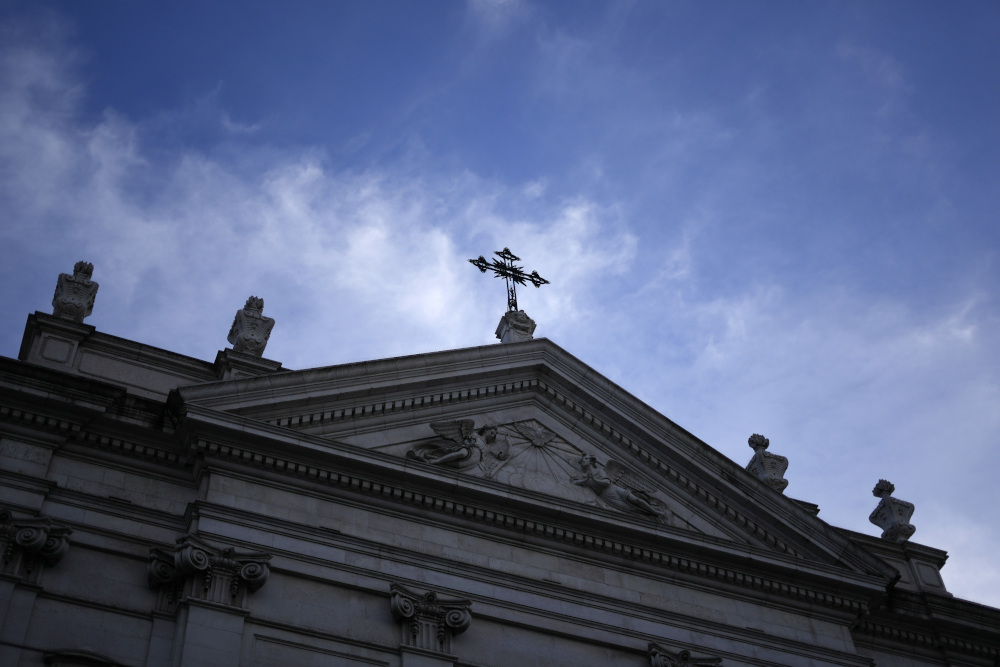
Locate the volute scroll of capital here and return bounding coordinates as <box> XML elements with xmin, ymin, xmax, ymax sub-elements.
<box><xmin>648</xmin><ymin>642</ymin><xmax>723</xmax><ymax>666</ymax></box>
<box><xmin>147</xmin><ymin>534</ymin><xmax>271</xmax><ymax>613</ymax></box>
<box><xmin>0</xmin><ymin>509</ymin><xmax>73</xmax><ymax>582</ymax></box>
<box><xmin>389</xmin><ymin>582</ymin><xmax>472</xmax><ymax>654</ymax></box>
<box><xmin>404</xmin><ymin>418</ymin><xmax>671</xmax><ymax>520</ymax></box>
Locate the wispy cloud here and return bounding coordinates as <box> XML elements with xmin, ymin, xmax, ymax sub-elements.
<box><xmin>0</xmin><ymin>27</ymin><xmax>634</xmax><ymax>366</ymax></box>
<box><xmin>2</xmin><ymin>6</ymin><xmax>999</xmax><ymax>609</ymax></box>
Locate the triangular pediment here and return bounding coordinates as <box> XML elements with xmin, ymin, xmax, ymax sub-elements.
<box><xmin>174</xmin><ymin>338</ymin><xmax>894</xmax><ymax>581</ymax></box>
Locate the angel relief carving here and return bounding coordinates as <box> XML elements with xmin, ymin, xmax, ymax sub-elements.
<box><xmin>407</xmin><ymin>420</ymin><xmax>484</xmax><ymax>471</ymax></box>
<box><xmin>405</xmin><ymin>419</ymin><xmax>669</xmax><ymax>520</ymax></box>
<box><xmin>572</xmin><ymin>455</ymin><xmax>668</xmax><ymax>520</ymax></box>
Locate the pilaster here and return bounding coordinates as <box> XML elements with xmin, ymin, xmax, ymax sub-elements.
<box><xmin>390</xmin><ymin>583</ymin><xmax>472</xmax><ymax>666</ymax></box>
<box><xmin>147</xmin><ymin>534</ymin><xmax>271</xmax><ymax>667</ymax></box>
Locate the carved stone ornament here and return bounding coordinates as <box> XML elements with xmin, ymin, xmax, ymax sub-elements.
<box><xmin>0</xmin><ymin>509</ymin><xmax>72</xmax><ymax>582</ymax></box>
<box><xmin>495</xmin><ymin>309</ymin><xmax>536</xmax><ymax>343</ymax></box>
<box><xmin>745</xmin><ymin>433</ymin><xmax>788</xmax><ymax>493</ymax></box>
<box><xmin>147</xmin><ymin>534</ymin><xmax>271</xmax><ymax>612</ymax></box>
<box><xmin>227</xmin><ymin>296</ymin><xmax>274</xmax><ymax>357</ymax></box>
<box><xmin>405</xmin><ymin>419</ymin><xmax>670</xmax><ymax>520</ymax></box>
<box><xmin>869</xmin><ymin>479</ymin><xmax>916</xmax><ymax>543</ymax></box>
<box><xmin>51</xmin><ymin>261</ymin><xmax>99</xmax><ymax>322</ymax></box>
<box><xmin>572</xmin><ymin>454</ymin><xmax>669</xmax><ymax>521</ymax></box>
<box><xmin>389</xmin><ymin>582</ymin><xmax>472</xmax><ymax>654</ymax></box>
<box><xmin>407</xmin><ymin>419</ymin><xmax>484</xmax><ymax>471</ymax></box>
<box><xmin>648</xmin><ymin>643</ymin><xmax>723</xmax><ymax>666</ymax></box>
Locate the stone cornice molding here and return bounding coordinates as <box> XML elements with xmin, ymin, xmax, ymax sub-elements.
<box><xmin>854</xmin><ymin>616</ymin><xmax>1000</xmax><ymax>664</ymax></box>
<box><xmin>853</xmin><ymin>587</ymin><xmax>1000</xmax><ymax>663</ymax></box>
<box><xmin>20</xmin><ymin>312</ymin><xmax>218</xmax><ymax>384</ymax></box>
<box><xmin>389</xmin><ymin>582</ymin><xmax>472</xmax><ymax>654</ymax></box>
<box><xmin>184</xmin><ymin>438</ymin><xmax>886</xmax><ymax>619</ymax></box>
<box><xmin>213</xmin><ymin>348</ymin><xmax>284</xmax><ymax>381</ymax></box>
<box><xmin>0</xmin><ymin>509</ymin><xmax>72</xmax><ymax>582</ymax></box>
<box><xmin>147</xmin><ymin>533</ymin><xmax>271</xmax><ymax>613</ymax></box>
<box><xmin>177</xmin><ymin>396</ymin><xmax>895</xmax><ymax>582</ymax></box>
<box><xmin>1</xmin><ymin>362</ymin><xmax>894</xmax><ymax>614</ymax></box>
<box><xmin>173</xmin><ymin>340</ymin><xmax>893</xmax><ymax>581</ymax></box>
<box><xmin>194</xmin><ymin>505</ymin><xmax>874</xmax><ymax>665</ymax></box>
<box><xmin>648</xmin><ymin>642</ymin><xmax>723</xmax><ymax>666</ymax></box>
<box><xmin>0</xmin><ymin>355</ymin><xmax>124</xmax><ymax>416</ymax></box>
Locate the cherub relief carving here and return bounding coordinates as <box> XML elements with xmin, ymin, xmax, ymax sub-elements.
<box><xmin>648</xmin><ymin>643</ymin><xmax>723</xmax><ymax>666</ymax></box>
<box><xmin>407</xmin><ymin>420</ymin><xmax>484</xmax><ymax>471</ymax></box>
<box><xmin>572</xmin><ymin>455</ymin><xmax>667</xmax><ymax>520</ymax></box>
<box><xmin>405</xmin><ymin>419</ymin><xmax>670</xmax><ymax>518</ymax></box>
<box><xmin>478</xmin><ymin>423</ymin><xmax>511</xmax><ymax>461</ymax></box>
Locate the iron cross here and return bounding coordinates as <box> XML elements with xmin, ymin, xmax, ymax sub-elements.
<box><xmin>469</xmin><ymin>248</ymin><xmax>549</xmax><ymax>312</ymax></box>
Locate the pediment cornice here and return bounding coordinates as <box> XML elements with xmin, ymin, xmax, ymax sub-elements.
<box><xmin>176</xmin><ymin>404</ymin><xmax>890</xmax><ymax>618</ymax></box>
<box><xmin>170</xmin><ymin>339</ymin><xmax>895</xmax><ymax>583</ymax></box>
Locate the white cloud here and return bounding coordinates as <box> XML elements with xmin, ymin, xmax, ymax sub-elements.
<box><xmin>0</xmin><ymin>29</ymin><xmax>634</xmax><ymax>367</ymax></box>
<box><xmin>2</xmin><ymin>9</ymin><xmax>999</xmax><ymax>611</ymax></box>
<box><xmin>465</xmin><ymin>0</ymin><xmax>529</xmax><ymax>37</ymax></box>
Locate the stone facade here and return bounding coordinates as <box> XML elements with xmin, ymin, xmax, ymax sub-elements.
<box><xmin>2</xmin><ymin>281</ymin><xmax>999</xmax><ymax>666</ymax></box>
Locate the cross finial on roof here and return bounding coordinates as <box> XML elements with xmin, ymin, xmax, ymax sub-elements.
<box><xmin>468</xmin><ymin>247</ymin><xmax>549</xmax><ymax>312</ymax></box>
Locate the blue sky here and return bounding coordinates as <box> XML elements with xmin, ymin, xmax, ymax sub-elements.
<box><xmin>1</xmin><ymin>1</ymin><xmax>998</xmax><ymax>605</ymax></box>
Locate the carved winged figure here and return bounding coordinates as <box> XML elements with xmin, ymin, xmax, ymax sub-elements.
<box><xmin>407</xmin><ymin>420</ymin><xmax>482</xmax><ymax>470</ymax></box>
<box><xmin>649</xmin><ymin>644</ymin><xmax>723</xmax><ymax>667</ymax></box>
<box><xmin>572</xmin><ymin>455</ymin><xmax>666</xmax><ymax>519</ymax></box>
<box><xmin>513</xmin><ymin>421</ymin><xmax>557</xmax><ymax>449</ymax></box>
<box><xmin>476</xmin><ymin>424</ymin><xmax>510</xmax><ymax>461</ymax></box>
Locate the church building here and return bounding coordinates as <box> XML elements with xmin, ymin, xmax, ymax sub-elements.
<box><xmin>1</xmin><ymin>261</ymin><xmax>998</xmax><ymax>667</ymax></box>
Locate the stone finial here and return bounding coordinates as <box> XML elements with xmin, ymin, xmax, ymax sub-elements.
<box><xmin>495</xmin><ymin>309</ymin><xmax>536</xmax><ymax>343</ymax></box>
<box><xmin>649</xmin><ymin>643</ymin><xmax>723</xmax><ymax>666</ymax></box>
<box><xmin>227</xmin><ymin>295</ymin><xmax>274</xmax><ymax>357</ymax></box>
<box><xmin>147</xmin><ymin>534</ymin><xmax>271</xmax><ymax>613</ymax></box>
<box><xmin>389</xmin><ymin>583</ymin><xmax>472</xmax><ymax>654</ymax></box>
<box><xmin>51</xmin><ymin>261</ymin><xmax>99</xmax><ymax>322</ymax></box>
<box><xmin>745</xmin><ymin>434</ymin><xmax>788</xmax><ymax>493</ymax></box>
<box><xmin>0</xmin><ymin>510</ymin><xmax>72</xmax><ymax>582</ymax></box>
<box><xmin>869</xmin><ymin>479</ymin><xmax>915</xmax><ymax>543</ymax></box>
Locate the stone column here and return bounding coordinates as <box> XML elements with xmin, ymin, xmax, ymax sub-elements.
<box><xmin>147</xmin><ymin>535</ymin><xmax>271</xmax><ymax>667</ymax></box>
<box><xmin>390</xmin><ymin>583</ymin><xmax>472</xmax><ymax>667</ymax></box>
<box><xmin>0</xmin><ymin>510</ymin><xmax>72</xmax><ymax>666</ymax></box>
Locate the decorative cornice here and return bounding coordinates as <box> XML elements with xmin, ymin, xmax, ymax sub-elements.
<box><xmin>253</xmin><ymin>377</ymin><xmax>803</xmax><ymax>559</ymax></box>
<box><xmin>173</xmin><ymin>339</ymin><xmax>892</xmax><ymax>579</ymax></box>
<box><xmin>389</xmin><ymin>582</ymin><xmax>472</xmax><ymax>654</ymax></box>
<box><xmin>0</xmin><ymin>509</ymin><xmax>72</xmax><ymax>582</ymax></box>
<box><xmin>147</xmin><ymin>534</ymin><xmax>271</xmax><ymax>613</ymax></box>
<box><xmin>852</xmin><ymin>588</ymin><xmax>1000</xmax><ymax>663</ymax></box>
<box><xmin>190</xmin><ymin>436</ymin><xmax>877</xmax><ymax>616</ymax></box>
<box><xmin>0</xmin><ymin>403</ymin><xmax>83</xmax><ymax>436</ymax></box>
<box><xmin>649</xmin><ymin>642</ymin><xmax>723</xmax><ymax>666</ymax></box>
<box><xmin>854</xmin><ymin>617</ymin><xmax>1000</xmax><ymax>662</ymax></box>
<box><xmin>78</xmin><ymin>429</ymin><xmax>187</xmax><ymax>467</ymax></box>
